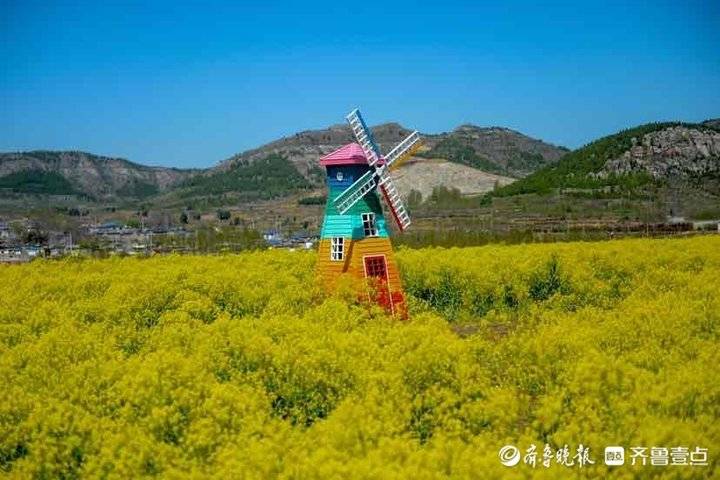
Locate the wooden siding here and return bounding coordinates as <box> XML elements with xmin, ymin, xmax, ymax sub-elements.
<box><xmin>316</xmin><ymin>237</ymin><xmax>404</xmax><ymax>296</ymax></box>
<box><xmin>320</xmin><ymin>214</ymin><xmax>389</xmax><ymax>239</ymax></box>
<box><xmin>324</xmin><ymin>165</ymin><xmax>385</xmax><ymax>216</ymax></box>
<box><xmin>324</xmin><ymin>186</ymin><xmax>385</xmax><ymax>217</ymax></box>
<box><xmin>326</xmin><ymin>165</ymin><xmax>367</xmax><ymax>192</ymax></box>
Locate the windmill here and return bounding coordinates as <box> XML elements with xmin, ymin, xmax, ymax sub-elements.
<box><xmin>316</xmin><ymin>108</ymin><xmax>422</xmax><ymax>315</ymax></box>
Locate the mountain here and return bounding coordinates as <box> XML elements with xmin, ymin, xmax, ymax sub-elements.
<box><xmin>171</xmin><ymin>122</ymin><xmax>567</xmax><ymax>204</ymax></box>
<box><xmin>3</xmin><ymin>119</ymin><xmax>719</xmax><ymax>232</ymax></box>
<box><xmin>159</xmin><ymin>123</ymin><xmax>423</xmax><ymax>205</ymax></box>
<box><xmin>212</xmin><ymin>122</ymin><xmax>419</xmax><ymax>186</ymax></box>
<box><xmin>214</xmin><ymin>122</ymin><xmax>567</xmax><ymax>182</ymax></box>
<box><xmin>169</xmin><ymin>154</ymin><xmax>313</xmax><ymax>203</ymax></box>
<box><xmin>0</xmin><ymin>151</ymin><xmax>195</xmax><ymax>200</ymax></box>
<box><xmin>148</xmin><ymin>122</ymin><xmax>566</xmax><ymax>204</ymax></box>
<box><xmin>4</xmin><ymin>120</ymin><xmax>717</xmax><ymax>207</ymax></box>
<box><xmin>419</xmin><ymin>125</ymin><xmax>568</xmax><ymax>177</ymax></box>
<box><xmin>495</xmin><ymin>122</ymin><xmax>720</xmax><ymax>196</ymax></box>
<box><xmin>1</xmin><ymin>123</ymin><xmax>562</xmax><ymax>204</ymax></box>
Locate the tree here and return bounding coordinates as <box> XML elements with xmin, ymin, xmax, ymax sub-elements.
<box><xmin>23</xmin><ymin>229</ymin><xmax>49</xmax><ymax>245</ymax></box>
<box><xmin>180</xmin><ymin>212</ymin><xmax>189</xmax><ymax>224</ymax></box>
<box><xmin>217</xmin><ymin>209</ymin><xmax>231</xmax><ymax>221</ymax></box>
<box><xmin>126</xmin><ymin>218</ymin><xmax>141</xmax><ymax>229</ymax></box>
<box><xmin>407</xmin><ymin>189</ymin><xmax>423</xmax><ymax>208</ymax></box>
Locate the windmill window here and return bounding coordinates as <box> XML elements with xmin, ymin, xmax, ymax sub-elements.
<box><xmin>364</xmin><ymin>256</ymin><xmax>387</xmax><ymax>279</ymax></box>
<box><xmin>330</xmin><ymin>237</ymin><xmax>344</xmax><ymax>261</ymax></box>
<box><xmin>362</xmin><ymin>213</ymin><xmax>378</xmax><ymax>237</ymax></box>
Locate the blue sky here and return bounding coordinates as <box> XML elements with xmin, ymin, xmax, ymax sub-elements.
<box><xmin>1</xmin><ymin>0</ymin><xmax>719</xmax><ymax>168</ymax></box>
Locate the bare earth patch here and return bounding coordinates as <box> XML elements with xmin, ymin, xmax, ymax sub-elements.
<box><xmin>392</xmin><ymin>157</ymin><xmax>515</xmax><ymax>200</ymax></box>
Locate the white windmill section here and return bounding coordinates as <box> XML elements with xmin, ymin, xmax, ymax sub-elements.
<box><xmin>392</xmin><ymin>157</ymin><xmax>515</xmax><ymax>201</ymax></box>
<box><xmin>336</xmin><ymin>108</ymin><xmax>419</xmax><ymax>231</ymax></box>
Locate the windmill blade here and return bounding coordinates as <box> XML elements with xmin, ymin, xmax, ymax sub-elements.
<box><xmin>378</xmin><ymin>171</ymin><xmax>411</xmax><ymax>232</ymax></box>
<box><xmin>333</xmin><ymin>168</ymin><xmax>379</xmax><ymax>214</ymax></box>
<box><xmin>384</xmin><ymin>131</ymin><xmax>422</xmax><ymax>169</ymax></box>
<box><xmin>346</xmin><ymin>109</ymin><xmax>382</xmax><ymax>166</ymax></box>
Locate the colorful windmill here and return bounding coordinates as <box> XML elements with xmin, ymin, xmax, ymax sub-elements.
<box><xmin>316</xmin><ymin>108</ymin><xmax>422</xmax><ymax>315</ymax></box>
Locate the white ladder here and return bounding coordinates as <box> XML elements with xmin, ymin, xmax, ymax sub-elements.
<box><xmin>335</xmin><ymin>170</ymin><xmax>378</xmax><ymax>214</ymax></box>
<box><xmin>379</xmin><ymin>172</ymin><xmax>411</xmax><ymax>230</ymax></box>
<box><xmin>347</xmin><ymin>109</ymin><xmax>380</xmax><ymax>166</ymax></box>
<box><xmin>384</xmin><ymin>131</ymin><xmax>421</xmax><ymax>168</ymax></box>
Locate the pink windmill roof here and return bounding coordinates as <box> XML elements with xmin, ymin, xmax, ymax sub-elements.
<box><xmin>319</xmin><ymin>143</ymin><xmax>369</xmax><ymax>166</ymax></box>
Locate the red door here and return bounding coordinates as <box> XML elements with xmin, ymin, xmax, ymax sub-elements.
<box><xmin>364</xmin><ymin>255</ymin><xmax>393</xmax><ymax>312</ymax></box>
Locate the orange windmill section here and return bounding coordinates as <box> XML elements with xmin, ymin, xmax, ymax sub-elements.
<box><xmin>317</xmin><ymin>237</ymin><xmax>405</xmax><ymax>315</ymax></box>
<box><xmin>316</xmin><ymin>143</ymin><xmax>407</xmax><ymax>315</ymax></box>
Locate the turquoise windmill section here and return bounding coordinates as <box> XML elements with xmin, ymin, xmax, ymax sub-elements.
<box><xmin>321</xmin><ymin>165</ymin><xmax>390</xmax><ymax>240</ymax></box>
<box><xmin>321</xmin><ymin>211</ymin><xmax>390</xmax><ymax>240</ymax></box>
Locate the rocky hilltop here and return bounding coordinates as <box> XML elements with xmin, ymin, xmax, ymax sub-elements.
<box><xmin>421</xmin><ymin>125</ymin><xmax>568</xmax><ymax>177</ymax></box>
<box><xmin>601</xmin><ymin>126</ymin><xmax>720</xmax><ymax>179</ymax></box>
<box><xmin>0</xmin><ymin>151</ymin><xmax>195</xmax><ymax>200</ymax></box>
<box><xmin>214</xmin><ymin>123</ymin><xmax>416</xmax><ymax>180</ymax></box>
<box><xmin>496</xmin><ymin>121</ymin><xmax>720</xmax><ymax>197</ymax></box>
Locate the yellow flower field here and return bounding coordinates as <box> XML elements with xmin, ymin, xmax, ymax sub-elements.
<box><xmin>1</xmin><ymin>236</ymin><xmax>719</xmax><ymax>479</ymax></box>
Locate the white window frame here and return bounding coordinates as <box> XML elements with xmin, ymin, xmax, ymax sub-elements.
<box><xmin>361</xmin><ymin>212</ymin><xmax>378</xmax><ymax>237</ymax></box>
<box><xmin>330</xmin><ymin>237</ymin><xmax>345</xmax><ymax>261</ymax></box>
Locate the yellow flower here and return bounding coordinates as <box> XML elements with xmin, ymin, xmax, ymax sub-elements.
<box><xmin>0</xmin><ymin>236</ymin><xmax>718</xmax><ymax>477</ymax></box>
